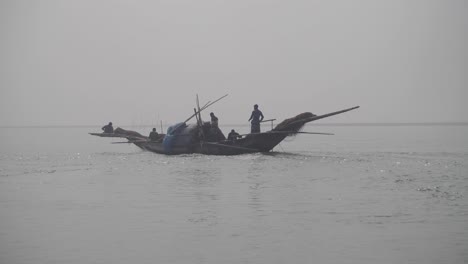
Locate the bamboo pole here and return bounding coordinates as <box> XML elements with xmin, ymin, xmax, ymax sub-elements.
<box><xmin>183</xmin><ymin>94</ymin><xmax>228</xmax><ymax>123</ymax></box>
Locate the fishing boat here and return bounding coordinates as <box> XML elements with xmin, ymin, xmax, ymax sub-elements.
<box><xmin>90</xmin><ymin>95</ymin><xmax>359</xmax><ymax>155</ymax></box>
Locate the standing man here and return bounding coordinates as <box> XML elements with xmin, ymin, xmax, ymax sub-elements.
<box><xmin>248</xmin><ymin>104</ymin><xmax>264</xmax><ymax>133</ymax></box>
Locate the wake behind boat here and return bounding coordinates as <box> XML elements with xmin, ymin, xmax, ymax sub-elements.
<box><xmin>90</xmin><ymin>95</ymin><xmax>359</xmax><ymax>155</ymax></box>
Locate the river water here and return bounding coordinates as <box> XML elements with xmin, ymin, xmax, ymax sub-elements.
<box><xmin>1</xmin><ymin>125</ymin><xmax>467</xmax><ymax>264</ymax></box>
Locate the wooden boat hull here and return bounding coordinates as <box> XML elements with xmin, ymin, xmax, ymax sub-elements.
<box><xmin>131</xmin><ymin>132</ymin><xmax>287</xmax><ymax>155</ymax></box>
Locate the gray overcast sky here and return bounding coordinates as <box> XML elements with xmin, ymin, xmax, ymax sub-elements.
<box><xmin>1</xmin><ymin>0</ymin><xmax>467</xmax><ymax>126</ymax></box>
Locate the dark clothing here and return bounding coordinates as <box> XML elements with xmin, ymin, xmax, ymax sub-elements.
<box><xmin>102</xmin><ymin>124</ymin><xmax>114</xmax><ymax>133</ymax></box>
<box><xmin>149</xmin><ymin>131</ymin><xmax>159</xmax><ymax>141</ymax></box>
<box><xmin>251</xmin><ymin>122</ymin><xmax>261</xmax><ymax>133</ymax></box>
<box><xmin>249</xmin><ymin>109</ymin><xmax>264</xmax><ymax>133</ymax></box>
<box><xmin>228</xmin><ymin>131</ymin><xmax>240</xmax><ymax>141</ymax></box>
<box><xmin>211</xmin><ymin>115</ymin><xmax>219</xmax><ymax>128</ymax></box>
<box><xmin>249</xmin><ymin>109</ymin><xmax>264</xmax><ymax>123</ymax></box>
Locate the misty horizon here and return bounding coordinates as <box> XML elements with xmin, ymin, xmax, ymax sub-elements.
<box><xmin>1</xmin><ymin>1</ymin><xmax>467</xmax><ymax>127</ymax></box>
<box><xmin>1</xmin><ymin>121</ymin><xmax>468</xmax><ymax>130</ymax></box>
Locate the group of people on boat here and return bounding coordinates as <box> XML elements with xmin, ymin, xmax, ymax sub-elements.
<box><xmin>102</xmin><ymin>104</ymin><xmax>265</xmax><ymax>142</ymax></box>
<box><xmin>207</xmin><ymin>104</ymin><xmax>264</xmax><ymax>141</ymax></box>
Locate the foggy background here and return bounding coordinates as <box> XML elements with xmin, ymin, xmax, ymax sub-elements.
<box><xmin>1</xmin><ymin>0</ymin><xmax>467</xmax><ymax>127</ymax></box>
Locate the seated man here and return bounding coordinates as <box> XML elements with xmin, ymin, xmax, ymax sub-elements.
<box><xmin>149</xmin><ymin>128</ymin><xmax>159</xmax><ymax>141</ymax></box>
<box><xmin>102</xmin><ymin>122</ymin><xmax>114</xmax><ymax>133</ymax></box>
<box><xmin>227</xmin><ymin>129</ymin><xmax>241</xmax><ymax>141</ymax></box>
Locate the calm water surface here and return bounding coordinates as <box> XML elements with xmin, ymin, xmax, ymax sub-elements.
<box><xmin>1</xmin><ymin>125</ymin><xmax>467</xmax><ymax>264</ymax></box>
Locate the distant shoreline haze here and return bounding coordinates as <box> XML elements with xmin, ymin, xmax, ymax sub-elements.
<box><xmin>1</xmin><ymin>122</ymin><xmax>468</xmax><ymax>129</ymax></box>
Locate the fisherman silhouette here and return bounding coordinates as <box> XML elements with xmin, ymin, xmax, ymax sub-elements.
<box><xmin>102</xmin><ymin>122</ymin><xmax>114</xmax><ymax>133</ymax></box>
<box><xmin>248</xmin><ymin>104</ymin><xmax>264</xmax><ymax>133</ymax></box>
<box><xmin>149</xmin><ymin>128</ymin><xmax>159</xmax><ymax>141</ymax></box>
<box><xmin>210</xmin><ymin>112</ymin><xmax>219</xmax><ymax>128</ymax></box>
<box><xmin>228</xmin><ymin>129</ymin><xmax>241</xmax><ymax>141</ymax></box>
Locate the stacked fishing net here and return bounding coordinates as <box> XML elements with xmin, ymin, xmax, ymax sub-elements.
<box><xmin>273</xmin><ymin>112</ymin><xmax>316</xmax><ymax>132</ymax></box>
<box><xmin>114</xmin><ymin>127</ymin><xmax>147</xmax><ymax>139</ymax></box>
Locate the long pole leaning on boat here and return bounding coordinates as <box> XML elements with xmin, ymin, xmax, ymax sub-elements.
<box><xmin>202</xmin><ymin>142</ymin><xmax>260</xmax><ymax>152</ymax></box>
<box><xmin>240</xmin><ymin>131</ymin><xmax>334</xmax><ymax>137</ymax></box>
<box><xmin>283</xmin><ymin>106</ymin><xmax>360</xmax><ymax>128</ymax></box>
<box><xmin>196</xmin><ymin>94</ymin><xmax>203</xmax><ymax>127</ymax></box>
<box><xmin>183</xmin><ymin>94</ymin><xmax>228</xmax><ymax>123</ymax></box>
<box><xmin>194</xmin><ymin>108</ymin><xmax>205</xmax><ymax>140</ymax></box>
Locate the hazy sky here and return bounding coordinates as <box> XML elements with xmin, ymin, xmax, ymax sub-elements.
<box><xmin>1</xmin><ymin>0</ymin><xmax>467</xmax><ymax>126</ymax></box>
